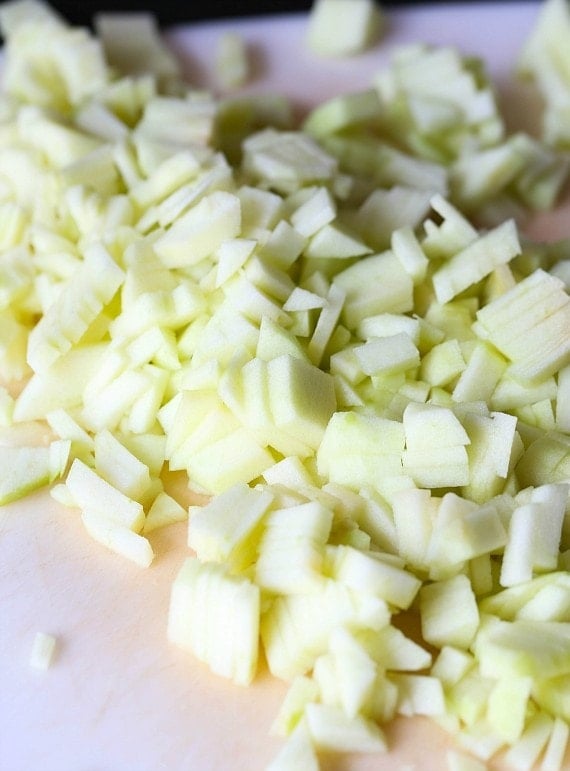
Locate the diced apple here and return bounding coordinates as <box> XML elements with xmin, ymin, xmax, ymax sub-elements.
<box><xmin>65</xmin><ymin>457</ymin><xmax>144</xmax><ymax>532</ymax></box>
<box><xmin>189</xmin><ymin>482</ymin><xmax>274</xmax><ymax>569</ymax></box>
<box><xmin>305</xmin><ymin>702</ymin><xmax>387</xmax><ymax>753</ymax></box>
<box><xmin>29</xmin><ymin>631</ymin><xmax>57</xmax><ymax>670</ymax></box>
<box><xmin>153</xmin><ymin>191</ymin><xmax>241</xmax><ymax>268</ymax></box>
<box><xmin>266</xmin><ymin>719</ymin><xmax>319</xmax><ymax>771</ymax></box>
<box><xmin>306</xmin><ymin>0</ymin><xmax>383</xmax><ymax>58</ymax></box>
<box><xmin>0</xmin><ymin>440</ymin><xmax>70</xmax><ymax>505</ymax></box>
<box><xmin>255</xmin><ymin>500</ymin><xmax>333</xmax><ymax>594</ymax></box>
<box><xmin>420</xmin><ymin>574</ymin><xmax>480</xmax><ymax>649</ymax></box>
<box><xmin>168</xmin><ymin>556</ymin><xmax>260</xmax><ymax>685</ymax></box>
<box><xmin>81</xmin><ymin>511</ymin><xmax>154</xmax><ymax>567</ymax></box>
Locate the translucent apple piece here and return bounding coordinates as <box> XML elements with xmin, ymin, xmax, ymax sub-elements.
<box><xmin>95</xmin><ymin>12</ymin><xmax>180</xmax><ymax>85</ymax></box>
<box><xmin>474</xmin><ymin>618</ymin><xmax>570</xmax><ymax>680</ymax></box>
<box><xmin>143</xmin><ymin>491</ymin><xmax>187</xmax><ymax>535</ymax></box>
<box><xmin>93</xmin><ymin>429</ymin><xmax>152</xmax><ymax>501</ymax></box>
<box><xmin>306</xmin><ymin>0</ymin><xmax>383</xmax><ymax>58</ymax></box>
<box><xmin>270</xmin><ymin>677</ymin><xmax>320</xmax><ymax>737</ymax></box>
<box><xmin>153</xmin><ymin>190</ymin><xmax>241</xmax><ymax>268</ymax></box>
<box><xmin>304</xmin><ymin>88</ymin><xmax>383</xmax><ymax>140</ymax></box>
<box><xmin>305</xmin><ymin>702</ymin><xmax>387</xmax><ymax>753</ymax></box>
<box><xmin>189</xmin><ymin>482</ymin><xmax>274</xmax><ymax>569</ymax></box>
<box><xmin>541</xmin><ymin>716</ymin><xmax>570</xmax><ymax>771</ymax></box>
<box><xmin>317</xmin><ymin>410</ymin><xmax>405</xmax><ymax>490</ymax></box>
<box><xmin>242</xmin><ymin>129</ymin><xmax>337</xmax><ymax>192</ymax></box>
<box><xmin>29</xmin><ymin>631</ymin><xmax>57</xmax><ymax>670</ymax></box>
<box><xmin>266</xmin><ymin>719</ymin><xmax>319</xmax><ymax>771</ymax></box>
<box><xmin>392</xmin><ymin>673</ymin><xmax>446</xmax><ymax>717</ymax></box>
<box><xmin>432</xmin><ymin>219</ymin><xmax>520</xmax><ymax>304</ymax></box>
<box><xmin>501</xmin><ymin>710</ymin><xmax>553</xmax><ymax>771</ymax></box>
<box><xmin>255</xmin><ymin>500</ymin><xmax>333</xmax><ymax>594</ymax></box>
<box><xmin>215</xmin><ymin>31</ymin><xmax>249</xmax><ymax>91</ymax></box>
<box><xmin>261</xmin><ymin>579</ymin><xmax>390</xmax><ymax>680</ymax></box>
<box><xmin>81</xmin><ymin>512</ymin><xmax>154</xmax><ymax>567</ymax></box>
<box><xmin>474</xmin><ymin>269</ymin><xmax>570</xmax><ymax>383</ymax></box>
<box><xmin>330</xmin><ymin>544</ymin><xmax>422</xmax><ymax>610</ymax></box>
<box><xmin>420</xmin><ymin>574</ymin><xmax>480</xmax><ymax>650</ymax></box>
<box><xmin>357</xmin><ymin>625</ymin><xmax>432</xmax><ymax>672</ymax></box>
<box><xmin>169</xmin><ymin>556</ymin><xmax>260</xmax><ymax>685</ymax></box>
<box><xmin>0</xmin><ymin>440</ymin><xmax>70</xmax><ymax>505</ymax></box>
<box><xmin>26</xmin><ymin>243</ymin><xmax>125</xmax><ymax>374</ymax></box>
<box><xmin>65</xmin><ymin>458</ymin><xmax>144</xmax><ymax>532</ymax></box>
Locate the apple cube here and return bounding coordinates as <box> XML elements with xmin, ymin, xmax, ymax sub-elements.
<box><xmin>81</xmin><ymin>512</ymin><xmax>154</xmax><ymax>567</ymax></box>
<box><xmin>65</xmin><ymin>458</ymin><xmax>144</xmax><ymax>532</ymax></box>
<box><xmin>334</xmin><ymin>250</ymin><xmax>414</xmax><ymax>329</ymax></box>
<box><xmin>26</xmin><ymin>243</ymin><xmax>124</xmax><ymax>374</ymax></box>
<box><xmin>215</xmin><ymin>31</ymin><xmax>249</xmax><ymax>91</ymax></box>
<box><xmin>255</xmin><ymin>500</ymin><xmax>333</xmax><ymax>594</ymax></box>
<box><xmin>420</xmin><ymin>574</ymin><xmax>480</xmax><ymax>649</ymax></box>
<box><xmin>168</xmin><ymin>556</ymin><xmax>260</xmax><ymax>685</ymax></box>
<box><xmin>0</xmin><ymin>440</ymin><xmax>70</xmax><ymax>505</ymax></box>
<box><xmin>270</xmin><ymin>676</ymin><xmax>320</xmax><ymax>737</ymax></box>
<box><xmin>153</xmin><ymin>190</ymin><xmax>241</xmax><ymax>268</ymax></box>
<box><xmin>331</xmin><ymin>544</ymin><xmax>422</xmax><ymax>609</ymax></box>
<box><xmin>354</xmin><ymin>332</ymin><xmax>420</xmax><ymax>376</ymax></box>
<box><xmin>432</xmin><ymin>219</ymin><xmax>520</xmax><ymax>304</ymax></box>
<box><xmin>501</xmin><ymin>710</ymin><xmax>553</xmax><ymax>771</ymax></box>
<box><xmin>392</xmin><ymin>673</ymin><xmax>446</xmax><ymax>717</ymax></box>
<box><xmin>143</xmin><ymin>491</ymin><xmax>187</xmax><ymax>534</ymax></box>
<box><xmin>261</xmin><ymin>579</ymin><xmax>390</xmax><ymax>680</ymax></box>
<box><xmin>94</xmin><ymin>429</ymin><xmax>152</xmax><ymax>501</ymax></box>
<box><xmin>242</xmin><ymin>128</ymin><xmax>337</xmax><ymax>192</ymax></box>
<box><xmin>304</xmin><ymin>702</ymin><xmax>387</xmax><ymax>753</ymax></box>
<box><xmin>474</xmin><ymin>618</ymin><xmax>570</xmax><ymax>680</ymax></box>
<box><xmin>357</xmin><ymin>625</ymin><xmax>432</xmax><ymax>672</ymax></box>
<box><xmin>189</xmin><ymin>482</ymin><xmax>274</xmax><ymax>569</ymax></box>
<box><xmin>402</xmin><ymin>402</ymin><xmax>471</xmax><ymax>488</ymax></box>
<box><xmin>306</xmin><ymin>0</ymin><xmax>383</xmax><ymax>58</ymax></box>
<box><xmin>486</xmin><ymin>675</ymin><xmax>533</xmax><ymax>743</ymax></box>
<box><xmin>29</xmin><ymin>631</ymin><xmax>57</xmax><ymax>670</ymax></box>
<box><xmin>266</xmin><ymin>719</ymin><xmax>319</xmax><ymax>771</ymax></box>
<box><xmin>474</xmin><ymin>269</ymin><xmax>570</xmax><ymax>383</ymax></box>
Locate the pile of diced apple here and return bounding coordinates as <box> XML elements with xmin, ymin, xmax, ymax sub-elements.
<box><xmin>1</xmin><ymin>0</ymin><xmax>570</xmax><ymax>769</ymax></box>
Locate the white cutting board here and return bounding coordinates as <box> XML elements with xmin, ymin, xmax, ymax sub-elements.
<box><xmin>1</xmin><ymin>4</ymin><xmax>567</xmax><ymax>771</ymax></box>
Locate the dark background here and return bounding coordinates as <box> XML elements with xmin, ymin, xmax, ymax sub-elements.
<box><xmin>48</xmin><ymin>0</ymin><xmax>535</xmax><ymax>27</ymax></box>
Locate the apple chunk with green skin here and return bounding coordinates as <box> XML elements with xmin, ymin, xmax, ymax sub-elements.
<box><xmin>0</xmin><ymin>440</ymin><xmax>70</xmax><ymax>505</ymax></box>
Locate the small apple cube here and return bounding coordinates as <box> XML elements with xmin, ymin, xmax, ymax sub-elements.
<box><xmin>419</xmin><ymin>574</ymin><xmax>480</xmax><ymax>649</ymax></box>
<box><xmin>0</xmin><ymin>440</ymin><xmax>70</xmax><ymax>505</ymax></box>
<box><xmin>307</xmin><ymin>0</ymin><xmax>383</xmax><ymax>58</ymax></box>
<box><xmin>168</xmin><ymin>556</ymin><xmax>260</xmax><ymax>686</ymax></box>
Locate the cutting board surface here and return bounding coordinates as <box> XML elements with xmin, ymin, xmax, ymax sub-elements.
<box><xmin>1</xmin><ymin>4</ymin><xmax>567</xmax><ymax>771</ymax></box>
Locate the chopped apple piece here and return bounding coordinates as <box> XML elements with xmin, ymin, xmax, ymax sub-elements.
<box><xmin>65</xmin><ymin>458</ymin><xmax>144</xmax><ymax>532</ymax></box>
<box><xmin>168</xmin><ymin>557</ymin><xmax>260</xmax><ymax>685</ymax></box>
<box><xmin>29</xmin><ymin>631</ymin><xmax>57</xmax><ymax>670</ymax></box>
<box><xmin>306</xmin><ymin>0</ymin><xmax>383</xmax><ymax>58</ymax></box>
<box><xmin>420</xmin><ymin>574</ymin><xmax>480</xmax><ymax>649</ymax></box>
<box><xmin>432</xmin><ymin>219</ymin><xmax>520</xmax><ymax>305</ymax></box>
<box><xmin>305</xmin><ymin>702</ymin><xmax>387</xmax><ymax>753</ymax></box>
<box><xmin>82</xmin><ymin>512</ymin><xmax>154</xmax><ymax>567</ymax></box>
<box><xmin>266</xmin><ymin>720</ymin><xmax>319</xmax><ymax>771</ymax></box>
<box><xmin>474</xmin><ymin>269</ymin><xmax>570</xmax><ymax>383</ymax></box>
<box><xmin>0</xmin><ymin>440</ymin><xmax>70</xmax><ymax>505</ymax></box>
<box><xmin>189</xmin><ymin>482</ymin><xmax>274</xmax><ymax>569</ymax></box>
